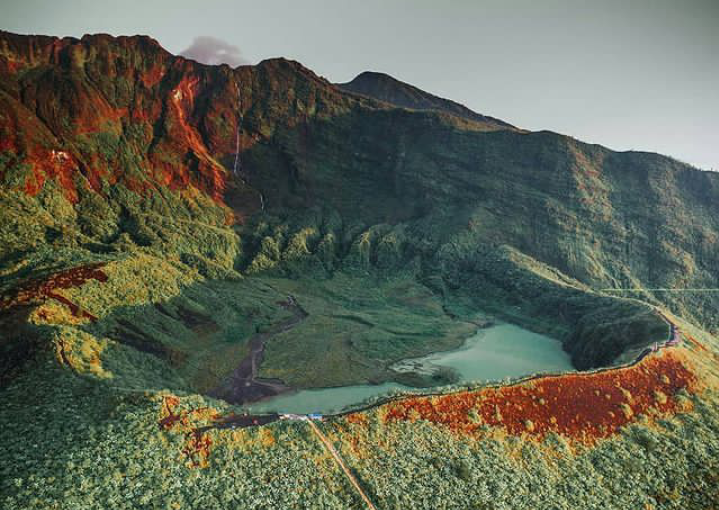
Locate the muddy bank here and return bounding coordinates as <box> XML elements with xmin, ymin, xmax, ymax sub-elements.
<box><xmin>208</xmin><ymin>296</ymin><xmax>307</xmax><ymax>404</ymax></box>
<box><xmin>199</xmin><ymin>412</ymin><xmax>281</xmax><ymax>432</ymax></box>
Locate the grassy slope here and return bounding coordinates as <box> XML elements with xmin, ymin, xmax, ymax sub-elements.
<box><xmin>257</xmin><ymin>274</ymin><xmax>476</xmax><ymax>388</ymax></box>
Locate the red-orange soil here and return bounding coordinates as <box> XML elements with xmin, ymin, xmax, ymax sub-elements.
<box><xmin>0</xmin><ymin>264</ymin><xmax>108</xmax><ymax>321</ymax></box>
<box><xmin>158</xmin><ymin>396</ymin><xmax>220</xmax><ymax>467</ymax></box>
<box><xmin>381</xmin><ymin>351</ymin><xmax>697</xmax><ymax>444</ymax></box>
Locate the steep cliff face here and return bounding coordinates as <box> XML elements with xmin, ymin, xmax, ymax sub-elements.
<box><xmin>0</xmin><ymin>31</ymin><xmax>355</xmax><ymax>208</ymax></box>
<box><xmin>1</xmin><ymin>30</ymin><xmax>718</xmax><ymax>382</ymax></box>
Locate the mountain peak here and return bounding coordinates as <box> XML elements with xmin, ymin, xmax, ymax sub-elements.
<box><xmin>337</xmin><ymin>70</ymin><xmax>515</xmax><ymax>130</ymax></box>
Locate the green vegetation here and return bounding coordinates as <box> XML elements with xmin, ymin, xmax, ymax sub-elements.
<box><xmin>0</xmin><ymin>363</ymin><xmax>360</xmax><ymax>510</ymax></box>
<box><xmin>2</xmin><ymin>349</ymin><xmax>718</xmax><ymax>509</ymax></box>
<box><xmin>1</xmin><ymin>30</ymin><xmax>719</xmax><ymax>509</ymax></box>
<box><xmin>257</xmin><ymin>273</ymin><xmax>475</xmax><ymax>388</ymax></box>
<box><xmin>324</xmin><ymin>391</ymin><xmax>719</xmax><ymax>509</ymax></box>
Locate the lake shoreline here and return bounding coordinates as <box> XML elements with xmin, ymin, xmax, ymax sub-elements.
<box><xmin>243</xmin><ymin>322</ymin><xmax>574</xmax><ymax>415</ymax></box>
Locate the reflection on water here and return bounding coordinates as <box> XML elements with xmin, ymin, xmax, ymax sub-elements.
<box><xmin>245</xmin><ymin>323</ymin><xmax>574</xmax><ymax>415</ymax></box>
<box><xmin>420</xmin><ymin>323</ymin><xmax>573</xmax><ymax>382</ymax></box>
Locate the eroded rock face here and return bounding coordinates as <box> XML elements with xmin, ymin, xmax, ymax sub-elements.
<box><xmin>0</xmin><ymin>31</ymin><xmax>353</xmax><ymax>210</ymax></box>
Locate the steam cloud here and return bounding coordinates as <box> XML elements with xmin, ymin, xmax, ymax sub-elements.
<box><xmin>180</xmin><ymin>36</ymin><xmax>246</xmax><ymax>67</ymax></box>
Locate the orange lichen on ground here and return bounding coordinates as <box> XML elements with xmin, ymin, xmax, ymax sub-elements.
<box><xmin>158</xmin><ymin>396</ymin><xmax>221</xmax><ymax>468</ymax></box>
<box><xmin>183</xmin><ymin>430</ymin><xmax>213</xmax><ymax>468</ymax></box>
<box><xmin>0</xmin><ymin>264</ymin><xmax>108</xmax><ymax>321</ymax></box>
<box><xmin>158</xmin><ymin>396</ymin><xmax>184</xmax><ymax>430</ymax></box>
<box><xmin>158</xmin><ymin>396</ymin><xmax>221</xmax><ymax>431</ymax></box>
<box><xmin>381</xmin><ymin>351</ymin><xmax>697</xmax><ymax>444</ymax></box>
<box><xmin>53</xmin><ymin>330</ymin><xmax>112</xmax><ymax>376</ymax></box>
<box><xmin>345</xmin><ymin>413</ymin><xmax>369</xmax><ymax>427</ymax></box>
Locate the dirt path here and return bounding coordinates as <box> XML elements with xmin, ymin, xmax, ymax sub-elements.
<box><xmin>307</xmin><ymin>419</ymin><xmax>377</xmax><ymax>510</ymax></box>
<box><xmin>208</xmin><ymin>297</ymin><xmax>307</xmax><ymax>404</ymax></box>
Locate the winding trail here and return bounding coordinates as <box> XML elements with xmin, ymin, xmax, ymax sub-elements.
<box><xmin>306</xmin><ymin>418</ymin><xmax>377</xmax><ymax>510</ymax></box>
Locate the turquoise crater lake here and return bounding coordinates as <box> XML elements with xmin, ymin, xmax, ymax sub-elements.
<box><xmin>245</xmin><ymin>323</ymin><xmax>574</xmax><ymax>415</ymax></box>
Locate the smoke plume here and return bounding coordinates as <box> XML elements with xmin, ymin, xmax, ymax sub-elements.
<box><xmin>180</xmin><ymin>36</ymin><xmax>246</xmax><ymax>67</ymax></box>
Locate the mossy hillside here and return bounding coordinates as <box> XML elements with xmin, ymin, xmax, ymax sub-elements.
<box><xmin>248</xmin><ymin>107</ymin><xmax>719</xmax><ymax>334</ymax></box>
<box><xmin>19</xmin><ymin>256</ymin><xmax>297</xmax><ymax>394</ymax></box>
<box><xmin>0</xmin><ymin>177</ymin><xmax>679</xmax><ymax>396</ymax></box>
<box><xmin>256</xmin><ymin>273</ymin><xmax>477</xmax><ymax>388</ymax></box>
<box><xmin>89</xmin><ymin>275</ymin><xmax>297</xmax><ymax>393</ymax></box>
<box><xmin>0</xmin><ymin>168</ymin><xmax>260</xmax><ymax>394</ymax></box>
<box><xmin>0</xmin><ymin>166</ymin><xmax>237</xmax><ymax>285</ymax></box>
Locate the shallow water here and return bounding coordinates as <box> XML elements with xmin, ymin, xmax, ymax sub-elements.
<box><xmin>420</xmin><ymin>323</ymin><xmax>574</xmax><ymax>382</ymax></box>
<box><xmin>245</xmin><ymin>323</ymin><xmax>574</xmax><ymax>415</ymax></box>
<box><xmin>244</xmin><ymin>382</ymin><xmax>406</xmax><ymax>415</ymax></box>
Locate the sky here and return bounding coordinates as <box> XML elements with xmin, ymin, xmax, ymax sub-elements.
<box><xmin>3</xmin><ymin>0</ymin><xmax>718</xmax><ymax>170</ymax></box>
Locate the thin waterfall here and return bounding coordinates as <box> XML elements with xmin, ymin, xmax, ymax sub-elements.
<box><xmin>232</xmin><ymin>82</ymin><xmax>244</xmax><ymax>181</ymax></box>
<box><xmin>234</xmin><ymin>79</ymin><xmax>264</xmax><ymax>211</ymax></box>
